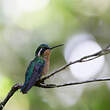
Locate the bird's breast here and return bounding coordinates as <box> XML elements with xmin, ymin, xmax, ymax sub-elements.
<box><xmin>42</xmin><ymin>56</ymin><xmax>50</xmax><ymax>75</ymax></box>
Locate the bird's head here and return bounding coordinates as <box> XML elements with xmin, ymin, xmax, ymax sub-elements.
<box><xmin>35</xmin><ymin>44</ymin><xmax>64</xmax><ymax>57</ymax></box>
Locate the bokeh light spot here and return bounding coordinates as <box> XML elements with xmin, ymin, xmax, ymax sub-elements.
<box><xmin>64</xmin><ymin>33</ymin><xmax>105</xmax><ymax>80</ymax></box>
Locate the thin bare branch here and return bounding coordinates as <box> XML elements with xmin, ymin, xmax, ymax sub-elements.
<box><xmin>0</xmin><ymin>84</ymin><xmax>22</xmax><ymax>110</ymax></box>
<box><xmin>37</xmin><ymin>77</ymin><xmax>110</xmax><ymax>88</ymax></box>
<box><xmin>40</xmin><ymin>44</ymin><xmax>110</xmax><ymax>82</ymax></box>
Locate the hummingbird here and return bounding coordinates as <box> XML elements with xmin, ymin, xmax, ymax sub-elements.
<box><xmin>21</xmin><ymin>44</ymin><xmax>64</xmax><ymax>94</ymax></box>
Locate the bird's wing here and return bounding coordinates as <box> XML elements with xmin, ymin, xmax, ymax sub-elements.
<box><xmin>21</xmin><ymin>59</ymin><xmax>45</xmax><ymax>94</ymax></box>
<box><xmin>25</xmin><ymin>61</ymin><xmax>35</xmax><ymax>83</ymax></box>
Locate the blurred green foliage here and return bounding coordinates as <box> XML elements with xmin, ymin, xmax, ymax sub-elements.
<box><xmin>0</xmin><ymin>0</ymin><xmax>110</xmax><ymax>110</ymax></box>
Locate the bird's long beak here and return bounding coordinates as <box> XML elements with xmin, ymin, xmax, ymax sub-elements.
<box><xmin>50</xmin><ymin>44</ymin><xmax>64</xmax><ymax>50</ymax></box>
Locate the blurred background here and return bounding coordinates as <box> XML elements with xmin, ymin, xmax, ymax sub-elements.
<box><xmin>0</xmin><ymin>0</ymin><xmax>110</xmax><ymax>110</ymax></box>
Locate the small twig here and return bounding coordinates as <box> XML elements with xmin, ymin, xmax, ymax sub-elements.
<box><xmin>0</xmin><ymin>84</ymin><xmax>22</xmax><ymax>110</ymax></box>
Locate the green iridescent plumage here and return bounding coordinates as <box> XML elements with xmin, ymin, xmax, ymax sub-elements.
<box><xmin>21</xmin><ymin>56</ymin><xmax>45</xmax><ymax>94</ymax></box>
<box><xmin>25</xmin><ymin>57</ymin><xmax>45</xmax><ymax>82</ymax></box>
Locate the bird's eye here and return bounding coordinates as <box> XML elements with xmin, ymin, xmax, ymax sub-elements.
<box><xmin>41</xmin><ymin>48</ymin><xmax>46</xmax><ymax>54</ymax></box>
<box><xmin>38</xmin><ymin>48</ymin><xmax>47</xmax><ymax>56</ymax></box>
